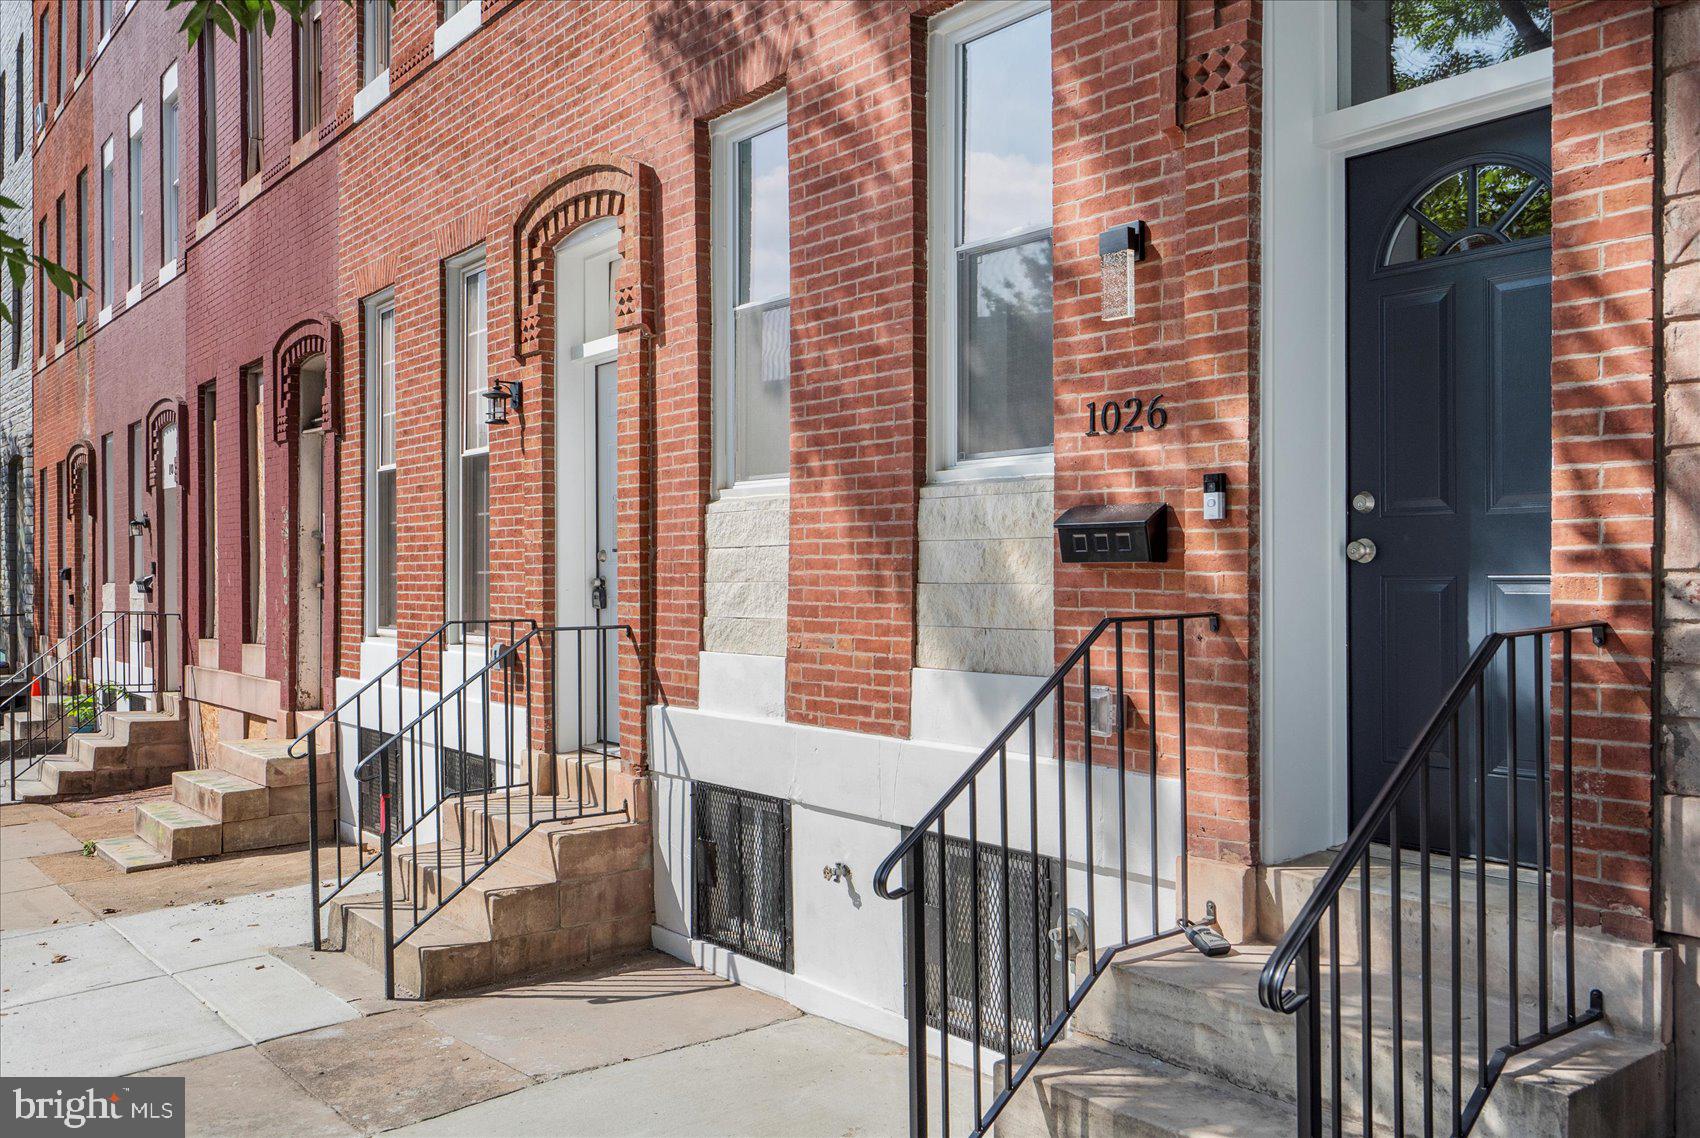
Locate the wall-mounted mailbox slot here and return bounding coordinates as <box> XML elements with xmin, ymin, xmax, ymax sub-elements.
<box><xmin>1054</xmin><ymin>503</ymin><xmax>1168</xmax><ymax>564</ymax></box>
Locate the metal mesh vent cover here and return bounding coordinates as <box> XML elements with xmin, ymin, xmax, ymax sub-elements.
<box><xmin>356</xmin><ymin>727</ymin><xmax>403</xmax><ymax>834</ymax></box>
<box><xmin>692</xmin><ymin>782</ymin><xmax>792</xmax><ymax>971</ymax></box>
<box><xmin>921</xmin><ymin>831</ymin><xmax>1063</xmax><ymax>1056</ymax></box>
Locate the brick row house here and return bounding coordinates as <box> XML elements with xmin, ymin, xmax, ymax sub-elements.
<box><xmin>14</xmin><ymin>0</ymin><xmax>1700</xmax><ymax>1134</ymax></box>
<box><xmin>0</xmin><ymin>0</ymin><xmax>33</xmax><ymax>680</ymax></box>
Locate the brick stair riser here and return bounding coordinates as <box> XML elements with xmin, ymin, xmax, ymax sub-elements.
<box><xmin>1265</xmin><ymin>867</ymin><xmax>1550</xmax><ymax>1005</ymax></box>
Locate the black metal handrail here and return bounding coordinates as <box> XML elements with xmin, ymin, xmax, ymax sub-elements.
<box><xmin>297</xmin><ymin>620</ymin><xmax>536</xmax><ymax>946</ymax></box>
<box><xmin>3</xmin><ymin>610</ymin><xmax>185</xmax><ymax>797</ymax></box>
<box><xmin>1257</xmin><ymin>620</ymin><xmax>1609</xmax><ymax>1137</ymax></box>
<box><xmin>334</xmin><ymin>622</ymin><xmax>634</xmax><ymax>999</ymax></box>
<box><xmin>875</xmin><ymin>611</ymin><xmax>1222</xmax><ymax>1138</ymax></box>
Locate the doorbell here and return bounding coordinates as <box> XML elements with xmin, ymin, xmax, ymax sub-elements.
<box><xmin>1202</xmin><ymin>473</ymin><xmax>1227</xmax><ymax>522</ymax></box>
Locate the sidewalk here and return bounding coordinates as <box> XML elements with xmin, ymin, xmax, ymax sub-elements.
<box><xmin>1</xmin><ymin>799</ymin><xmax>933</xmax><ymax>1136</ymax></box>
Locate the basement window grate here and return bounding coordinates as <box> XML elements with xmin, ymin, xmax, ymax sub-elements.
<box><xmin>921</xmin><ymin>831</ymin><xmax>1065</xmax><ymax>1056</ymax></box>
<box><xmin>440</xmin><ymin>744</ymin><xmax>493</xmax><ymax>798</ymax></box>
<box><xmin>356</xmin><ymin>727</ymin><xmax>403</xmax><ymax>835</ymax></box>
<box><xmin>692</xmin><ymin>782</ymin><xmax>792</xmax><ymax>972</ymax></box>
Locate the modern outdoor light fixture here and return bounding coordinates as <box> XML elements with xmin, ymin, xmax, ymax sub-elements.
<box><xmin>481</xmin><ymin>378</ymin><xmax>521</xmax><ymax>425</ymax></box>
<box><xmin>1098</xmin><ymin>219</ymin><xmax>1148</xmax><ymax>321</ymax></box>
<box><xmin>128</xmin><ymin>513</ymin><xmax>150</xmax><ymax>538</ymax></box>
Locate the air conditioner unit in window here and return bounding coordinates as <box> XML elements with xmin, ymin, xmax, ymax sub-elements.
<box><xmin>33</xmin><ymin>102</ymin><xmax>45</xmax><ymax>132</ymax></box>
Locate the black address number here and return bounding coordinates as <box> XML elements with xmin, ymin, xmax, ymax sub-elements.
<box><xmin>1085</xmin><ymin>394</ymin><xmax>1168</xmax><ymax>437</ymax></box>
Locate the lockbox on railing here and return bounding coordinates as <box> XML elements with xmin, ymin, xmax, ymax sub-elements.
<box><xmin>1053</xmin><ymin>503</ymin><xmax>1168</xmax><ymax>563</ymax></box>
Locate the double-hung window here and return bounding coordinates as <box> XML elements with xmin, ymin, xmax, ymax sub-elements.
<box><xmin>928</xmin><ymin>1</ymin><xmax>1053</xmax><ymax>474</ymax></box>
<box><xmin>710</xmin><ymin>94</ymin><xmax>790</xmax><ymax>489</ymax></box>
<box><xmin>127</xmin><ymin>103</ymin><xmax>143</xmax><ymax>296</ymax></box>
<box><xmin>53</xmin><ymin>194</ymin><xmax>64</xmax><ymax>343</ymax></box>
<box><xmin>74</xmin><ymin>169</ymin><xmax>86</xmax><ymax>314</ymax></box>
<box><xmin>364</xmin><ymin>291</ymin><xmax>396</xmax><ymax>634</ymax></box>
<box><xmin>198</xmin><ymin>37</ymin><xmax>217</xmax><ymax>213</ymax></box>
<box><xmin>445</xmin><ymin>252</ymin><xmax>488</xmax><ymax>626</ymax></box>
<box><xmin>362</xmin><ymin>0</ymin><xmax>390</xmax><ymax>86</ymax></box>
<box><xmin>294</xmin><ymin>0</ymin><xmax>321</xmax><ymax>139</ymax></box>
<box><xmin>160</xmin><ymin>65</ymin><xmax>179</xmax><ymax>267</ymax></box>
<box><xmin>100</xmin><ymin>137</ymin><xmax>114</xmax><ymax>310</ymax></box>
<box><xmin>241</xmin><ymin>29</ymin><xmax>262</xmax><ymax>181</ymax></box>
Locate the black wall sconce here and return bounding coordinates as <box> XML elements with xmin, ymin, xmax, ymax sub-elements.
<box><xmin>128</xmin><ymin>514</ymin><xmax>151</xmax><ymax>539</ymax></box>
<box><xmin>134</xmin><ymin>574</ymin><xmax>155</xmax><ymax>597</ymax></box>
<box><xmin>1098</xmin><ymin>220</ymin><xmax>1148</xmax><ymax>322</ymax></box>
<box><xmin>58</xmin><ymin>567</ymin><xmax>72</xmax><ymax>584</ymax></box>
<box><xmin>481</xmin><ymin>379</ymin><xmax>522</xmax><ymax>425</ymax></box>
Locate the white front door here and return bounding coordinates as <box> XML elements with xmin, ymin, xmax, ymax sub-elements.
<box><xmin>554</xmin><ymin>220</ymin><xmax>622</xmax><ymax>748</ymax></box>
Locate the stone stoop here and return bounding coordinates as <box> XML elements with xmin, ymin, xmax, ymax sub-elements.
<box><xmin>94</xmin><ymin>737</ymin><xmax>334</xmax><ymax>873</ymax></box>
<box><xmin>999</xmin><ymin>939</ymin><xmax>1669</xmax><ymax>1138</ymax></box>
<box><xmin>12</xmin><ymin>695</ymin><xmax>192</xmax><ymax>803</ymax></box>
<box><xmin>325</xmin><ymin>792</ymin><xmax>652</xmax><ymax>998</ymax></box>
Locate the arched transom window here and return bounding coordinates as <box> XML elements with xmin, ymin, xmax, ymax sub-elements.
<box><xmin>1385</xmin><ymin>160</ymin><xmax>1552</xmax><ymax>266</ymax></box>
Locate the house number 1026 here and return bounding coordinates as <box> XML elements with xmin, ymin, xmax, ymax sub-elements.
<box><xmin>1084</xmin><ymin>394</ymin><xmax>1168</xmax><ymax>437</ymax></box>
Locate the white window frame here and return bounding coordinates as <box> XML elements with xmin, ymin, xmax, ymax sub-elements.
<box><xmin>159</xmin><ymin>64</ymin><xmax>179</xmax><ymax>278</ymax></box>
<box><xmin>354</xmin><ymin>0</ymin><xmax>390</xmax><ymax>122</ymax></box>
<box><xmin>363</xmin><ymin>289</ymin><xmax>396</xmax><ymax>637</ymax></box>
<box><xmin>434</xmin><ymin>0</ymin><xmax>480</xmax><ymax>61</ymax></box>
<box><xmin>99</xmin><ymin>136</ymin><xmax>113</xmax><ymax>321</ymax></box>
<box><xmin>443</xmin><ymin>248</ymin><xmax>488</xmax><ymax>631</ymax></box>
<box><xmin>709</xmin><ymin>91</ymin><xmax>789</xmax><ymax>496</ymax></box>
<box><xmin>926</xmin><ymin>0</ymin><xmax>1053</xmax><ymax>482</ymax></box>
<box><xmin>125</xmin><ymin>102</ymin><xmax>143</xmax><ymax>306</ymax></box>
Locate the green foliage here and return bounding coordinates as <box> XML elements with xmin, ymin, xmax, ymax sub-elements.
<box><xmin>1391</xmin><ymin>0</ymin><xmax>1553</xmax><ymax>92</ymax></box>
<box><xmin>165</xmin><ymin>0</ymin><xmax>322</xmax><ymax>49</ymax></box>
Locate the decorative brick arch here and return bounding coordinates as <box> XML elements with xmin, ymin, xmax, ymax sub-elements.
<box><xmin>65</xmin><ymin>441</ymin><xmax>96</xmax><ymax>520</ymax></box>
<box><xmin>145</xmin><ymin>398</ymin><xmax>186</xmax><ymax>493</ymax></box>
<box><xmin>511</xmin><ymin>159</ymin><xmax>656</xmax><ymax>358</ymax></box>
<box><xmin>273</xmin><ymin>316</ymin><xmax>343</xmax><ymax>443</ymax></box>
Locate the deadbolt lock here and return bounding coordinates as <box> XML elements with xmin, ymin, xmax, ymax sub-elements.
<box><xmin>1346</xmin><ymin>538</ymin><xmax>1378</xmax><ymax>564</ymax></box>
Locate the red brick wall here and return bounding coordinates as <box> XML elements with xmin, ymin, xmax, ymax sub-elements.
<box><xmin>1550</xmin><ymin>0</ymin><xmax>1660</xmax><ymax>940</ymax></box>
<box><xmin>1052</xmin><ymin>0</ymin><xmax>1261</xmax><ymax>867</ymax></box>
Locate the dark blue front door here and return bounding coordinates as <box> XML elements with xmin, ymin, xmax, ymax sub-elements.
<box><xmin>1346</xmin><ymin>109</ymin><xmax>1554</xmax><ymax>859</ymax></box>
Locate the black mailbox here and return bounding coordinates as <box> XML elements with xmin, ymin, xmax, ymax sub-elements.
<box><xmin>1054</xmin><ymin>503</ymin><xmax>1168</xmax><ymax>564</ymax></box>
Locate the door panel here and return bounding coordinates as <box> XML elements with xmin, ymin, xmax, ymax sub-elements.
<box><xmin>1346</xmin><ymin>109</ymin><xmax>1553</xmax><ymax>861</ymax></box>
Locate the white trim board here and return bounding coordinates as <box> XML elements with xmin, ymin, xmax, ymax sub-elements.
<box><xmin>1258</xmin><ymin>0</ymin><xmax>1553</xmax><ymax>864</ymax></box>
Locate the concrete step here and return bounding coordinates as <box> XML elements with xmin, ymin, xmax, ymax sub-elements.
<box><xmin>396</xmin><ymin>848</ymin><xmax>561</xmax><ymax>939</ymax></box>
<box><xmin>1073</xmin><ymin>941</ymin><xmax>1667</xmax><ymax>1135</ymax></box>
<box><xmin>552</xmin><ymin>750</ymin><xmax>636</xmax><ymax>810</ymax></box>
<box><xmin>1263</xmin><ymin>852</ymin><xmax>1552</xmax><ymax>1005</ymax></box>
<box><xmin>445</xmin><ymin>793</ymin><xmax>645</xmax><ymax>881</ymax></box>
<box><xmin>173</xmin><ymin>768</ymin><xmax>270</xmax><ymax>823</ymax></box>
<box><xmin>212</xmin><ymin>738</ymin><xmax>325</xmax><ymax>788</ymax></box>
<box><xmin>95</xmin><ymin>834</ymin><xmax>174</xmax><ymax>874</ymax></box>
<box><xmin>329</xmin><ymin>889</ymin><xmax>647</xmax><ymax>999</ymax></box>
<box><xmin>998</xmin><ymin>1036</ymin><xmax>1294</xmax><ymax>1138</ymax></box>
<box><xmin>133</xmin><ymin>800</ymin><xmax>222</xmax><ymax>861</ymax></box>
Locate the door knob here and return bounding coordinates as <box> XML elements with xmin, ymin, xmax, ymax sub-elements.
<box><xmin>1346</xmin><ymin>538</ymin><xmax>1377</xmax><ymax>564</ymax></box>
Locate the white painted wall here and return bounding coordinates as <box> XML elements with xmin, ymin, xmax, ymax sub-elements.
<box><xmin>649</xmin><ymin>702</ymin><xmax>1183</xmax><ymax>1041</ymax></box>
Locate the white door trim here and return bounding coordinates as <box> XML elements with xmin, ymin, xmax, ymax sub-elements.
<box><xmin>1258</xmin><ymin>0</ymin><xmax>1553</xmax><ymax>864</ymax></box>
<box><xmin>554</xmin><ymin>218</ymin><xmax>621</xmax><ymax>745</ymax></box>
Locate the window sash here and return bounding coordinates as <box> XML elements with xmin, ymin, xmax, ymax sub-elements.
<box><xmin>127</xmin><ymin>119</ymin><xmax>143</xmax><ymax>288</ymax></box>
<box><xmin>161</xmin><ymin>95</ymin><xmax>179</xmax><ymax>262</ymax></box>
<box><xmin>295</xmin><ymin>3</ymin><xmax>321</xmax><ymax>137</ymax></box>
<box><xmin>445</xmin><ymin>256</ymin><xmax>488</xmax><ymax>626</ymax></box>
<box><xmin>198</xmin><ymin>39</ymin><xmax>217</xmax><ymax>211</ymax></box>
<box><xmin>712</xmin><ymin>97</ymin><xmax>790</xmax><ymax>490</ymax></box>
<box><xmin>100</xmin><ymin>144</ymin><xmax>114</xmax><ymax>306</ymax></box>
<box><xmin>363</xmin><ymin>0</ymin><xmax>391</xmax><ymax>84</ymax></box>
<box><xmin>929</xmin><ymin>0</ymin><xmax>1054</xmax><ymax>473</ymax></box>
<box><xmin>365</xmin><ymin>296</ymin><xmax>396</xmax><ymax>634</ymax></box>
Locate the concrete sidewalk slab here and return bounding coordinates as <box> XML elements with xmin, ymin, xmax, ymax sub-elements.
<box><xmin>176</xmin><ymin>954</ymin><xmax>358</xmax><ymax>1044</ymax></box>
<box><xmin>0</xmin><ymin>804</ymin><xmax>64</xmax><ymax>827</ymax></box>
<box><xmin>271</xmin><ymin>943</ymin><xmax>416</xmax><ymax>1017</ymax></box>
<box><xmin>260</xmin><ymin>1011</ymin><xmax>531</xmax><ymax>1134</ymax></box>
<box><xmin>0</xmin><ymin>820</ymin><xmax>84</xmax><ymax>860</ymax></box>
<box><xmin>141</xmin><ymin>1046</ymin><xmax>359</xmax><ymax>1138</ymax></box>
<box><xmin>0</xmin><ymin>856</ymin><xmax>51</xmax><ymax>892</ymax></box>
<box><xmin>389</xmin><ymin>1014</ymin><xmax>945</xmax><ymax>1138</ymax></box>
<box><xmin>109</xmin><ymin>885</ymin><xmax>312</xmax><ymax>971</ymax></box>
<box><xmin>0</xmin><ymin>974</ymin><xmax>247</xmax><ymax>1076</ymax></box>
<box><xmin>420</xmin><ymin>953</ymin><xmax>800</xmax><ymax>1078</ymax></box>
<box><xmin>0</xmin><ymin>883</ymin><xmax>95</xmax><ymax>932</ymax></box>
<box><xmin>0</xmin><ymin>919</ymin><xmax>162</xmax><ymax>1007</ymax></box>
